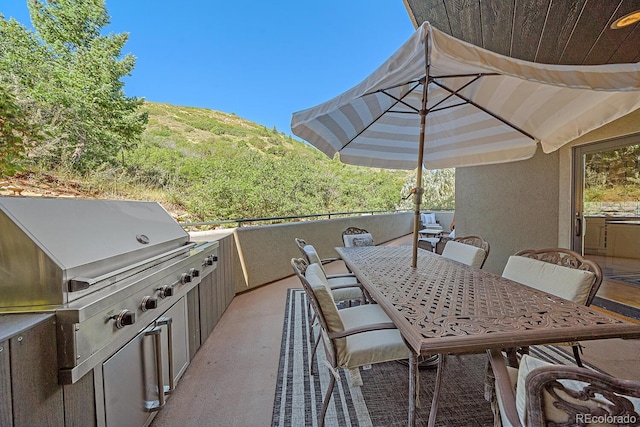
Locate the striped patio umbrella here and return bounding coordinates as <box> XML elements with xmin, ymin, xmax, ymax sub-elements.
<box><xmin>291</xmin><ymin>22</ymin><xmax>640</xmax><ymax>267</ymax></box>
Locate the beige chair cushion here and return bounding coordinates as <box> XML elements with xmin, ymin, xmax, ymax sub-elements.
<box><xmin>513</xmin><ymin>355</ymin><xmax>640</xmax><ymax>426</ymax></box>
<box><xmin>441</xmin><ymin>240</ymin><xmax>486</xmax><ymax>268</ymax></box>
<box><xmin>306</xmin><ymin>264</ymin><xmax>408</xmax><ymax>369</ymax></box>
<box><xmin>331</xmin><ymin>286</ymin><xmax>364</xmax><ymax>303</ymax></box>
<box><xmin>302</xmin><ymin>245</ymin><xmax>361</xmax><ymax>300</ymax></box>
<box><xmin>337</xmin><ymin>304</ymin><xmax>409</xmax><ymax>368</ymax></box>
<box><xmin>502</xmin><ymin>256</ymin><xmax>595</xmax><ymax>304</ymax></box>
<box><xmin>302</xmin><ymin>245</ymin><xmax>323</xmax><ymax>266</ymax></box>
<box><xmin>343</xmin><ymin>233</ymin><xmax>374</xmax><ymax>247</ymax></box>
<box><xmin>305</xmin><ymin>263</ymin><xmax>344</xmax><ymax>334</ymax></box>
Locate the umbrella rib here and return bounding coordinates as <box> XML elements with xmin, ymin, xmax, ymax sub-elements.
<box><xmin>341</xmin><ymin>81</ymin><xmax>423</xmax><ymax>150</ymax></box>
<box><xmin>430</xmin><ymin>79</ymin><xmax>537</xmax><ymax>141</ymax></box>
<box><xmin>380</xmin><ymin>86</ymin><xmax>422</xmax><ymax>113</ymax></box>
<box><xmin>428</xmin><ymin>74</ymin><xmax>484</xmax><ymax>112</ymax></box>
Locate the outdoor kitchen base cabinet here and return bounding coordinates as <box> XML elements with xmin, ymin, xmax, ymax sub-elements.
<box><xmin>101</xmin><ymin>297</ymin><xmax>189</xmax><ymax>427</ymax></box>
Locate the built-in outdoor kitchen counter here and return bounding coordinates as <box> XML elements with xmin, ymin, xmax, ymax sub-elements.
<box><xmin>584</xmin><ymin>216</ymin><xmax>640</xmax><ymax>259</ymax></box>
<box><xmin>0</xmin><ymin>313</ymin><xmax>61</xmax><ymax>426</ymax></box>
<box><xmin>0</xmin><ymin>197</ymin><xmax>236</xmax><ymax>427</ymax></box>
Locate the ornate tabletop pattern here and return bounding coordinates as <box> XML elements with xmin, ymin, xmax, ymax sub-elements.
<box><xmin>336</xmin><ymin>246</ymin><xmax>640</xmax><ymax>355</ymax></box>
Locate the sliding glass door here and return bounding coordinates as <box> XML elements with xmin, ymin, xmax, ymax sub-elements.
<box><xmin>572</xmin><ymin>134</ymin><xmax>640</xmax><ymax>309</ymax></box>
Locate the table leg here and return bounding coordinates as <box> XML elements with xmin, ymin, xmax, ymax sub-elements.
<box><xmin>427</xmin><ymin>354</ymin><xmax>446</xmax><ymax>427</ymax></box>
<box><xmin>408</xmin><ymin>351</ymin><xmax>418</xmax><ymax>427</ymax></box>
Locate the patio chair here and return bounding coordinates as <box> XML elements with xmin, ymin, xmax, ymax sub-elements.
<box><xmin>294</xmin><ymin>240</ymin><xmax>367</xmax><ymax>306</ymax></box>
<box><xmin>487</xmin><ymin>349</ymin><xmax>640</xmax><ymax>427</ymax></box>
<box><xmin>341</xmin><ymin>227</ymin><xmax>375</xmax><ymax>247</ymax></box>
<box><xmin>501</xmin><ymin>248</ymin><xmax>603</xmax><ymax>367</ymax></box>
<box><xmin>441</xmin><ymin>235</ymin><xmax>490</xmax><ymax>268</ymax></box>
<box><xmin>291</xmin><ymin>256</ymin><xmax>367</xmax><ymax>375</ymax></box>
<box><xmin>291</xmin><ymin>258</ymin><xmax>410</xmax><ymax>427</ymax></box>
<box><xmin>295</xmin><ymin>237</ymin><xmax>354</xmax><ymax>279</ymax></box>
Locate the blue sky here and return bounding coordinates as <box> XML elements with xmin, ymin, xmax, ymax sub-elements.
<box><xmin>1</xmin><ymin>1</ymin><xmax>414</xmax><ymax>138</ymax></box>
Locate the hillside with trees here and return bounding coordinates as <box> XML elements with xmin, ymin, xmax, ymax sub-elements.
<box><xmin>0</xmin><ymin>1</ymin><xmax>455</xmax><ymax>225</ymax></box>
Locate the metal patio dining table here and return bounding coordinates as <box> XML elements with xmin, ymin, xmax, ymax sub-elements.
<box><xmin>334</xmin><ymin>245</ymin><xmax>640</xmax><ymax>427</ymax></box>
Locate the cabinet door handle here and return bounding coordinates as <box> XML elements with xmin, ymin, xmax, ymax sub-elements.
<box><xmin>156</xmin><ymin>316</ymin><xmax>175</xmax><ymax>393</ymax></box>
<box><xmin>144</xmin><ymin>326</ymin><xmax>165</xmax><ymax>412</ymax></box>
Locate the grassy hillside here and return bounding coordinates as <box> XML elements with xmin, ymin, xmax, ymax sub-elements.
<box><xmin>3</xmin><ymin>102</ymin><xmax>411</xmax><ymax>226</ymax></box>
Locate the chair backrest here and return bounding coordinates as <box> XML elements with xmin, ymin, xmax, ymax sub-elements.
<box><xmin>291</xmin><ymin>258</ymin><xmax>346</xmax><ymax>359</ymax></box>
<box><xmin>502</xmin><ymin>248</ymin><xmax>602</xmax><ymax>306</ymax></box>
<box><xmin>299</xmin><ymin>243</ymin><xmax>330</xmax><ymax>276</ymax></box>
<box><xmin>442</xmin><ymin>236</ymin><xmax>489</xmax><ymax>268</ymax></box>
<box><xmin>525</xmin><ymin>363</ymin><xmax>640</xmax><ymax>426</ymax></box>
<box><xmin>454</xmin><ymin>235</ymin><xmax>490</xmax><ymax>259</ymax></box>
<box><xmin>342</xmin><ymin>227</ymin><xmax>374</xmax><ymax>247</ymax></box>
<box><xmin>294</xmin><ymin>237</ymin><xmax>308</xmax><ymax>255</ymax></box>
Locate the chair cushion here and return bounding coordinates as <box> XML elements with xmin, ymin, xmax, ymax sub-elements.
<box><xmin>421</xmin><ymin>212</ymin><xmax>437</xmax><ymax>225</ymax></box>
<box><xmin>337</xmin><ymin>304</ymin><xmax>409</xmax><ymax>368</ymax></box>
<box><xmin>352</xmin><ymin>236</ymin><xmax>374</xmax><ymax>247</ymax></box>
<box><xmin>305</xmin><ymin>263</ymin><xmax>344</xmax><ymax>333</ymax></box>
<box><xmin>343</xmin><ymin>233</ymin><xmax>374</xmax><ymax>247</ymax></box>
<box><xmin>302</xmin><ymin>245</ymin><xmax>322</xmax><ymax>265</ymax></box>
<box><xmin>502</xmin><ymin>256</ymin><xmax>595</xmax><ymax>305</ymax></box>
<box><xmin>441</xmin><ymin>240</ymin><xmax>486</xmax><ymax>268</ymax></box>
<box><xmin>514</xmin><ymin>354</ymin><xmax>640</xmax><ymax>425</ymax></box>
<box><xmin>331</xmin><ymin>286</ymin><xmax>364</xmax><ymax>303</ymax></box>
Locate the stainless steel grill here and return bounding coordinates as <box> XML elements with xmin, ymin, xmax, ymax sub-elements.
<box><xmin>0</xmin><ymin>197</ymin><xmax>218</xmax><ymax>398</ymax></box>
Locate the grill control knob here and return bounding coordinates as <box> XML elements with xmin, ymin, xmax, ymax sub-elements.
<box><xmin>180</xmin><ymin>272</ymin><xmax>192</xmax><ymax>285</ymax></box>
<box><xmin>206</xmin><ymin>255</ymin><xmax>218</xmax><ymax>265</ymax></box>
<box><xmin>112</xmin><ymin>310</ymin><xmax>136</xmax><ymax>329</ymax></box>
<box><xmin>189</xmin><ymin>268</ymin><xmax>200</xmax><ymax>278</ymax></box>
<box><xmin>141</xmin><ymin>296</ymin><xmax>158</xmax><ymax>312</ymax></box>
<box><xmin>158</xmin><ymin>285</ymin><xmax>174</xmax><ymax>298</ymax></box>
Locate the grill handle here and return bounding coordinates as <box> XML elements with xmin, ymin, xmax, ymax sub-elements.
<box><xmin>144</xmin><ymin>326</ymin><xmax>165</xmax><ymax>412</ymax></box>
<box><xmin>67</xmin><ymin>243</ymin><xmax>197</xmax><ymax>292</ymax></box>
<box><xmin>156</xmin><ymin>316</ymin><xmax>175</xmax><ymax>393</ymax></box>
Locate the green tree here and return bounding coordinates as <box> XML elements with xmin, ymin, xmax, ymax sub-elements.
<box><xmin>0</xmin><ymin>83</ymin><xmax>41</xmax><ymax>176</ymax></box>
<box><xmin>0</xmin><ymin>0</ymin><xmax>147</xmax><ymax>172</ymax></box>
<box><xmin>398</xmin><ymin>168</ymin><xmax>455</xmax><ymax>211</ymax></box>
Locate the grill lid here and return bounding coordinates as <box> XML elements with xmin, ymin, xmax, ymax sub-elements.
<box><xmin>0</xmin><ymin>197</ymin><xmax>190</xmax><ymax>309</ymax></box>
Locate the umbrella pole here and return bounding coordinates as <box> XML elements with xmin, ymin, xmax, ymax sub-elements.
<box><xmin>411</xmin><ymin>79</ymin><xmax>428</xmax><ymax>268</ymax></box>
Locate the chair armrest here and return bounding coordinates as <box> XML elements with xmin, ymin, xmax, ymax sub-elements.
<box><xmin>326</xmin><ymin>272</ymin><xmax>358</xmax><ymax>279</ymax></box>
<box><xmin>328</xmin><ymin>322</ymin><xmax>397</xmax><ymax>339</ymax></box>
<box><xmin>328</xmin><ymin>283</ymin><xmax>364</xmax><ymax>291</ymax></box>
<box><xmin>487</xmin><ymin>349</ymin><xmax>523</xmax><ymax>427</ymax></box>
<box><xmin>320</xmin><ymin>257</ymin><xmax>341</xmax><ymax>264</ymax></box>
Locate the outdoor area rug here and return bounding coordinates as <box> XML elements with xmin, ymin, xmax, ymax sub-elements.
<box><xmin>272</xmin><ymin>289</ymin><xmax>599</xmax><ymax>427</ymax></box>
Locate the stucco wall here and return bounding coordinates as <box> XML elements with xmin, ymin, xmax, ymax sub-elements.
<box><xmin>192</xmin><ymin>212</ymin><xmax>414</xmax><ymax>293</ymax></box>
<box><xmin>456</xmin><ymin>148</ymin><xmax>559</xmax><ymax>275</ymax></box>
<box><xmin>456</xmin><ymin>109</ymin><xmax>640</xmax><ymax>276</ymax></box>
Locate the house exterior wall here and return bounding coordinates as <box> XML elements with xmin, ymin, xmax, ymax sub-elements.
<box><xmin>456</xmin><ymin>109</ymin><xmax>640</xmax><ymax>276</ymax></box>
<box><xmin>456</xmin><ymin>148</ymin><xmax>559</xmax><ymax>275</ymax></box>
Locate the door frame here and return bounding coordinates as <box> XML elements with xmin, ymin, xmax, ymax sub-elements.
<box><xmin>572</xmin><ymin>133</ymin><xmax>640</xmax><ymax>253</ymax></box>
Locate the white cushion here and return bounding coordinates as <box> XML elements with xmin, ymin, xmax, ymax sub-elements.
<box><xmin>337</xmin><ymin>304</ymin><xmax>409</xmax><ymax>368</ymax></box>
<box><xmin>502</xmin><ymin>256</ymin><xmax>595</xmax><ymax>305</ymax></box>
<box><xmin>302</xmin><ymin>245</ymin><xmax>322</xmax><ymax>265</ymax></box>
<box><xmin>305</xmin><ymin>263</ymin><xmax>344</xmax><ymax>333</ymax></box>
<box><xmin>441</xmin><ymin>240</ymin><xmax>486</xmax><ymax>268</ymax></box>
<box><xmin>343</xmin><ymin>232</ymin><xmax>374</xmax><ymax>247</ymax></box>
<box><xmin>307</xmin><ymin>263</ymin><xmax>408</xmax><ymax>368</ymax></box>
<box><xmin>421</xmin><ymin>212</ymin><xmax>437</xmax><ymax>224</ymax></box>
<box><xmin>331</xmin><ymin>286</ymin><xmax>364</xmax><ymax>303</ymax></box>
<box><xmin>515</xmin><ymin>354</ymin><xmax>553</xmax><ymax>425</ymax></box>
